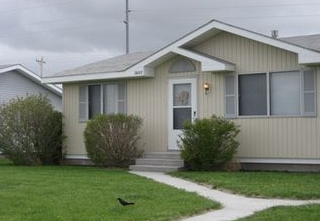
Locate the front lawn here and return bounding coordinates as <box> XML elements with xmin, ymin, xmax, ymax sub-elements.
<box><xmin>170</xmin><ymin>171</ymin><xmax>320</xmax><ymax>199</ymax></box>
<box><xmin>0</xmin><ymin>160</ymin><xmax>219</xmax><ymax>221</ymax></box>
<box><xmin>237</xmin><ymin>204</ymin><xmax>320</xmax><ymax>221</ymax></box>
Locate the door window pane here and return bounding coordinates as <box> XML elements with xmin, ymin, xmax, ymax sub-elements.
<box><xmin>239</xmin><ymin>74</ymin><xmax>267</xmax><ymax>115</ymax></box>
<box><xmin>174</xmin><ymin>84</ymin><xmax>191</xmax><ymax>106</ymax></box>
<box><xmin>270</xmin><ymin>71</ymin><xmax>300</xmax><ymax>115</ymax></box>
<box><xmin>173</xmin><ymin>108</ymin><xmax>191</xmax><ymax>129</ymax></box>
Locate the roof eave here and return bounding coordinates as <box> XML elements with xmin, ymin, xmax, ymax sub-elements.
<box><xmin>1</xmin><ymin>64</ymin><xmax>62</xmax><ymax>96</ymax></box>
<box><xmin>172</xmin><ymin>47</ymin><xmax>235</xmax><ymax>72</ymax></box>
<box><xmin>297</xmin><ymin>51</ymin><xmax>320</xmax><ymax>64</ymax></box>
<box><xmin>41</xmin><ymin>67</ymin><xmax>155</xmax><ymax>84</ymax></box>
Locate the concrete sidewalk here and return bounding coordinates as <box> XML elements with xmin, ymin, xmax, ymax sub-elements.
<box><xmin>130</xmin><ymin>171</ymin><xmax>320</xmax><ymax>221</ymax></box>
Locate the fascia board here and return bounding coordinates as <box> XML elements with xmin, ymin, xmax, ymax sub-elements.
<box><xmin>41</xmin><ymin>68</ymin><xmax>154</xmax><ymax>84</ymax></box>
<box><xmin>0</xmin><ymin>65</ymin><xmax>39</xmax><ymax>81</ymax></box>
<box><xmin>172</xmin><ymin>47</ymin><xmax>235</xmax><ymax>71</ymax></box>
<box><xmin>1</xmin><ymin>64</ymin><xmax>62</xmax><ymax>96</ymax></box>
<box><xmin>213</xmin><ymin>21</ymin><xmax>320</xmax><ymax>64</ymax></box>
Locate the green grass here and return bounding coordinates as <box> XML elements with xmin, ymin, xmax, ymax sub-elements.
<box><xmin>170</xmin><ymin>171</ymin><xmax>320</xmax><ymax>199</ymax></box>
<box><xmin>0</xmin><ymin>160</ymin><xmax>219</xmax><ymax>221</ymax></box>
<box><xmin>237</xmin><ymin>204</ymin><xmax>320</xmax><ymax>221</ymax></box>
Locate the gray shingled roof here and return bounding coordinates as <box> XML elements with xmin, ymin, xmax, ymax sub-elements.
<box><xmin>53</xmin><ymin>51</ymin><xmax>154</xmax><ymax>77</ymax></box>
<box><xmin>51</xmin><ymin>33</ymin><xmax>320</xmax><ymax>78</ymax></box>
<box><xmin>281</xmin><ymin>34</ymin><xmax>320</xmax><ymax>52</ymax></box>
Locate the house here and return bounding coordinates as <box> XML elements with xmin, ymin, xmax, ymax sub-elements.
<box><xmin>0</xmin><ymin>64</ymin><xmax>62</xmax><ymax>111</ymax></box>
<box><xmin>42</xmin><ymin>20</ymin><xmax>320</xmax><ymax>171</ymax></box>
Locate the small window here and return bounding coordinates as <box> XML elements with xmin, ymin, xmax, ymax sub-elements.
<box><xmin>78</xmin><ymin>83</ymin><xmax>126</xmax><ymax>122</ymax></box>
<box><xmin>169</xmin><ymin>59</ymin><xmax>196</xmax><ymax>73</ymax></box>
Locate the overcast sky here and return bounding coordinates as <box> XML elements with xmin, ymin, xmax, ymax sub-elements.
<box><xmin>1</xmin><ymin>0</ymin><xmax>320</xmax><ymax>76</ymax></box>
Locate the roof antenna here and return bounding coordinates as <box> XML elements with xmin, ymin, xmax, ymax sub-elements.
<box><xmin>36</xmin><ymin>56</ymin><xmax>46</xmax><ymax>76</ymax></box>
<box><xmin>124</xmin><ymin>0</ymin><xmax>130</xmax><ymax>54</ymax></box>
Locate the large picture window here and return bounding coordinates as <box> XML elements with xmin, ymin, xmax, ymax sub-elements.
<box><xmin>79</xmin><ymin>83</ymin><xmax>126</xmax><ymax>122</ymax></box>
<box><xmin>225</xmin><ymin>70</ymin><xmax>316</xmax><ymax>118</ymax></box>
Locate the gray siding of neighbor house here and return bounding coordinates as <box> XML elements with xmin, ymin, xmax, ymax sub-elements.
<box><xmin>0</xmin><ymin>70</ymin><xmax>62</xmax><ymax>111</ymax></box>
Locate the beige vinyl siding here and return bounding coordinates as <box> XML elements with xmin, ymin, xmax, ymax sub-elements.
<box><xmin>127</xmin><ymin>57</ymin><xmax>202</xmax><ymax>152</ymax></box>
<box><xmin>195</xmin><ymin>31</ymin><xmax>299</xmax><ymax>73</ymax></box>
<box><xmin>198</xmin><ymin>71</ymin><xmax>224</xmax><ymax>118</ymax></box>
<box><xmin>63</xmin><ymin>84</ymin><xmax>87</xmax><ymax>156</ymax></box>
<box><xmin>62</xmin><ymin>30</ymin><xmax>320</xmax><ymax>160</ymax></box>
<box><xmin>127</xmin><ymin>69</ymin><xmax>167</xmax><ymax>152</ymax></box>
<box><xmin>62</xmin><ymin>57</ymin><xmax>202</xmax><ymax>155</ymax></box>
<box><xmin>195</xmin><ymin>31</ymin><xmax>320</xmax><ymax>160</ymax></box>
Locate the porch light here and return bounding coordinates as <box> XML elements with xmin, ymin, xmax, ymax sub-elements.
<box><xmin>203</xmin><ymin>82</ymin><xmax>210</xmax><ymax>95</ymax></box>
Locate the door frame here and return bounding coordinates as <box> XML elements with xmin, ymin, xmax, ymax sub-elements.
<box><xmin>168</xmin><ymin>78</ymin><xmax>197</xmax><ymax>150</ymax></box>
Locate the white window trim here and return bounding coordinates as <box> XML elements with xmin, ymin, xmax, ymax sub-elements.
<box><xmin>225</xmin><ymin>69</ymin><xmax>317</xmax><ymax>118</ymax></box>
<box><xmin>78</xmin><ymin>82</ymin><xmax>126</xmax><ymax>122</ymax></box>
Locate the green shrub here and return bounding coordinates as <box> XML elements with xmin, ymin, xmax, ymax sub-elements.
<box><xmin>179</xmin><ymin>115</ymin><xmax>240</xmax><ymax>171</ymax></box>
<box><xmin>83</xmin><ymin>114</ymin><xmax>143</xmax><ymax>168</ymax></box>
<box><xmin>0</xmin><ymin>94</ymin><xmax>65</xmax><ymax>165</ymax></box>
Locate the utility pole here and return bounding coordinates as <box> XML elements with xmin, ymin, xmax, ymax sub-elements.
<box><xmin>36</xmin><ymin>56</ymin><xmax>46</xmax><ymax>76</ymax></box>
<box><xmin>124</xmin><ymin>0</ymin><xmax>130</xmax><ymax>54</ymax></box>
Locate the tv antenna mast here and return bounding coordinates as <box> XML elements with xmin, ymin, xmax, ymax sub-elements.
<box><xmin>124</xmin><ymin>0</ymin><xmax>130</xmax><ymax>54</ymax></box>
<box><xmin>36</xmin><ymin>56</ymin><xmax>46</xmax><ymax>76</ymax></box>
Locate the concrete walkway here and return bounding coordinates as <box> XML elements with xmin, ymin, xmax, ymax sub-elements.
<box><xmin>130</xmin><ymin>171</ymin><xmax>320</xmax><ymax>221</ymax></box>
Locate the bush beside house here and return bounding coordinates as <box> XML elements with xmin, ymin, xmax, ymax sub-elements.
<box><xmin>0</xmin><ymin>94</ymin><xmax>65</xmax><ymax>165</ymax></box>
<box><xmin>179</xmin><ymin>115</ymin><xmax>240</xmax><ymax>171</ymax></box>
<box><xmin>84</xmin><ymin>114</ymin><xmax>143</xmax><ymax>168</ymax></box>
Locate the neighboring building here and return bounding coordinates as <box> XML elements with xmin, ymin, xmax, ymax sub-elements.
<box><xmin>0</xmin><ymin>64</ymin><xmax>62</xmax><ymax>111</ymax></box>
<box><xmin>43</xmin><ymin>20</ymin><xmax>320</xmax><ymax>171</ymax></box>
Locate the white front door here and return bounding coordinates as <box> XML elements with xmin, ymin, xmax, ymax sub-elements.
<box><xmin>168</xmin><ymin>78</ymin><xmax>197</xmax><ymax>150</ymax></box>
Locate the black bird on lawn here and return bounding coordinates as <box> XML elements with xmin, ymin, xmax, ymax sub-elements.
<box><xmin>117</xmin><ymin>198</ymin><xmax>135</xmax><ymax>206</ymax></box>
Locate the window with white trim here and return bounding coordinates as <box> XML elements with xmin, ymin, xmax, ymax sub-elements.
<box><xmin>225</xmin><ymin>70</ymin><xmax>316</xmax><ymax>118</ymax></box>
<box><xmin>169</xmin><ymin>59</ymin><xmax>196</xmax><ymax>73</ymax></box>
<box><xmin>79</xmin><ymin>83</ymin><xmax>126</xmax><ymax>122</ymax></box>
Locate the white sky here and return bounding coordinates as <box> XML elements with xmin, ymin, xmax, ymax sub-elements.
<box><xmin>0</xmin><ymin>0</ymin><xmax>320</xmax><ymax>76</ymax></box>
